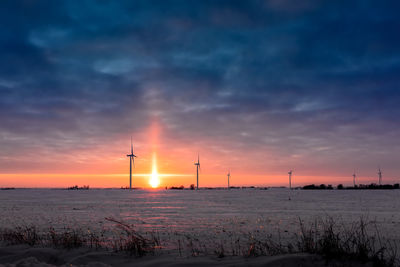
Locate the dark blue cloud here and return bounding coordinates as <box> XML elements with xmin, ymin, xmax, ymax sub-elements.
<box><xmin>0</xmin><ymin>0</ymin><xmax>399</xmax><ymax>177</ymax></box>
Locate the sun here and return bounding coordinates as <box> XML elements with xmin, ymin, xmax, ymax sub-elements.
<box><xmin>149</xmin><ymin>153</ymin><xmax>160</xmax><ymax>188</ymax></box>
<box><xmin>149</xmin><ymin>169</ymin><xmax>160</xmax><ymax>188</ymax></box>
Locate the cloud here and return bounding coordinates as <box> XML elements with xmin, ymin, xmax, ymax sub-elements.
<box><xmin>0</xmin><ymin>0</ymin><xmax>399</xmax><ymax>179</ymax></box>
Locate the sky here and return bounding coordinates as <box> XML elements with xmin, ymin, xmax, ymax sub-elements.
<box><xmin>0</xmin><ymin>0</ymin><xmax>400</xmax><ymax>188</ymax></box>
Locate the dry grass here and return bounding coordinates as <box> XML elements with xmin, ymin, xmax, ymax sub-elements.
<box><xmin>0</xmin><ymin>217</ymin><xmax>398</xmax><ymax>266</ymax></box>
<box><xmin>105</xmin><ymin>217</ymin><xmax>161</xmax><ymax>256</ymax></box>
<box><xmin>0</xmin><ymin>219</ymin><xmax>159</xmax><ymax>257</ymax></box>
<box><xmin>0</xmin><ymin>226</ymin><xmax>40</xmax><ymax>246</ymax></box>
<box><xmin>297</xmin><ymin>217</ymin><xmax>398</xmax><ymax>266</ymax></box>
<box><xmin>48</xmin><ymin>227</ymin><xmax>86</xmax><ymax>249</ymax></box>
<box><xmin>169</xmin><ymin>217</ymin><xmax>399</xmax><ymax>266</ymax></box>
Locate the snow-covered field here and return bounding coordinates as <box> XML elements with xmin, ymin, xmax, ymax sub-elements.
<box><xmin>1</xmin><ymin>188</ymin><xmax>400</xmax><ymax>266</ymax></box>
<box><xmin>1</xmin><ymin>188</ymin><xmax>399</xmax><ymax>242</ymax></box>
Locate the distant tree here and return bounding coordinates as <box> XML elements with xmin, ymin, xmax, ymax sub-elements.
<box><xmin>327</xmin><ymin>184</ymin><xmax>333</xmax><ymax>190</ymax></box>
<box><xmin>319</xmin><ymin>184</ymin><xmax>326</xmax><ymax>190</ymax></box>
<box><xmin>169</xmin><ymin>185</ymin><xmax>185</xmax><ymax>190</ymax></box>
<box><xmin>190</xmin><ymin>184</ymin><xmax>195</xmax><ymax>190</ymax></box>
<box><xmin>337</xmin><ymin>184</ymin><xmax>344</xmax><ymax>190</ymax></box>
<box><xmin>394</xmin><ymin>184</ymin><xmax>400</xmax><ymax>189</ymax></box>
<box><xmin>303</xmin><ymin>184</ymin><xmax>317</xmax><ymax>190</ymax></box>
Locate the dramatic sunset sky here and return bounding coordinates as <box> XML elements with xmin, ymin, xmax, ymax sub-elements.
<box><xmin>0</xmin><ymin>1</ymin><xmax>399</xmax><ymax>188</ymax></box>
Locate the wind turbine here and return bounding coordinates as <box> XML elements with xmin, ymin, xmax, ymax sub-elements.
<box><xmin>227</xmin><ymin>170</ymin><xmax>231</xmax><ymax>190</ymax></box>
<box><xmin>288</xmin><ymin>170</ymin><xmax>293</xmax><ymax>190</ymax></box>
<box><xmin>378</xmin><ymin>167</ymin><xmax>382</xmax><ymax>186</ymax></box>
<box><xmin>194</xmin><ymin>154</ymin><xmax>200</xmax><ymax>190</ymax></box>
<box><xmin>126</xmin><ymin>138</ymin><xmax>137</xmax><ymax>190</ymax></box>
<box><xmin>353</xmin><ymin>171</ymin><xmax>356</xmax><ymax>187</ymax></box>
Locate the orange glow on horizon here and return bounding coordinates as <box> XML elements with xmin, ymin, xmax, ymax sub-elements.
<box><xmin>0</xmin><ymin>172</ymin><xmax>391</xmax><ymax>188</ymax></box>
<box><xmin>1</xmin><ymin>118</ymin><xmax>396</xmax><ymax>188</ymax></box>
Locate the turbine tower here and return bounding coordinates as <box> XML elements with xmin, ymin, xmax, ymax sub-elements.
<box><xmin>288</xmin><ymin>170</ymin><xmax>293</xmax><ymax>190</ymax></box>
<box><xmin>194</xmin><ymin>154</ymin><xmax>200</xmax><ymax>190</ymax></box>
<box><xmin>353</xmin><ymin>171</ymin><xmax>356</xmax><ymax>187</ymax></box>
<box><xmin>378</xmin><ymin>167</ymin><xmax>382</xmax><ymax>186</ymax></box>
<box><xmin>126</xmin><ymin>138</ymin><xmax>137</xmax><ymax>190</ymax></box>
<box><xmin>227</xmin><ymin>170</ymin><xmax>230</xmax><ymax>189</ymax></box>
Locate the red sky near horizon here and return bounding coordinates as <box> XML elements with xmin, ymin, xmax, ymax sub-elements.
<box><xmin>0</xmin><ymin>119</ymin><xmax>396</xmax><ymax>188</ymax></box>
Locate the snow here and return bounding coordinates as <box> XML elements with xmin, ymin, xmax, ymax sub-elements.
<box><xmin>1</xmin><ymin>188</ymin><xmax>399</xmax><ymax>243</ymax></box>
<box><xmin>0</xmin><ymin>246</ymin><xmax>346</xmax><ymax>267</ymax></box>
